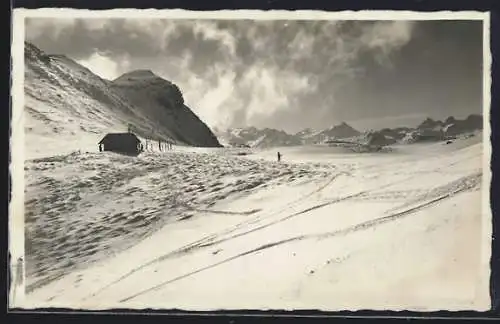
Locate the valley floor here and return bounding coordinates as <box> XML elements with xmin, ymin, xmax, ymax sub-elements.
<box><xmin>19</xmin><ymin>136</ymin><xmax>490</xmax><ymax>311</ymax></box>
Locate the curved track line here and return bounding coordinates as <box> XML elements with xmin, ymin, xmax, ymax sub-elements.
<box><xmin>183</xmin><ymin>208</ymin><xmax>262</xmax><ymax>216</ymax></box>
<box><xmin>119</xmin><ymin>184</ymin><xmax>469</xmax><ymax>303</ymax></box>
<box><xmin>193</xmin><ymin>163</ymin><xmax>467</xmax><ymax>250</ymax></box>
<box><xmin>81</xmin><ymin>171</ymin><xmax>346</xmax><ymax>300</ymax></box>
<box><xmin>87</xmin><ymin>167</ymin><xmax>441</xmax><ymax>301</ymax></box>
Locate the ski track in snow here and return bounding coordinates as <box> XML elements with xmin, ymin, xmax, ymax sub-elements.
<box><xmin>118</xmin><ymin>177</ymin><xmax>478</xmax><ymax>303</ymax></box>
<box><xmin>24</xmin><ymin>150</ymin><xmax>337</xmax><ymax>292</ymax></box>
<box><xmin>81</xmin><ymin>168</ymin><xmax>348</xmax><ymax>300</ymax></box>
<box><xmin>99</xmin><ymin>155</ymin><xmax>482</xmax><ymax>303</ymax></box>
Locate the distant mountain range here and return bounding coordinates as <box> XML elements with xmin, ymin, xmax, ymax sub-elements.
<box><xmin>214</xmin><ymin>115</ymin><xmax>483</xmax><ymax>148</ymax></box>
<box><xmin>214</xmin><ymin>122</ymin><xmax>362</xmax><ymax>148</ymax></box>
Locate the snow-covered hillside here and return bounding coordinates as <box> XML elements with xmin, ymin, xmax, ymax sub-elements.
<box><xmin>24</xmin><ymin>150</ymin><xmax>333</xmax><ymax>292</ymax></box>
<box><xmin>24</xmin><ymin>42</ymin><xmax>220</xmax><ymax>159</ymax></box>
<box><xmin>20</xmin><ymin>133</ymin><xmax>489</xmax><ymax>311</ymax></box>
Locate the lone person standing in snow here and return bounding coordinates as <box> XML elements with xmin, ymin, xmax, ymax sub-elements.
<box><xmin>277</xmin><ymin>151</ymin><xmax>282</xmax><ymax>162</ymax></box>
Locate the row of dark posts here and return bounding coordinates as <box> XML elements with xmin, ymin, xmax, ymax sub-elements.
<box><xmin>157</xmin><ymin>140</ymin><xmax>174</xmax><ymax>151</ymax></box>
<box><xmin>143</xmin><ymin>138</ymin><xmax>174</xmax><ymax>152</ymax></box>
<box><xmin>128</xmin><ymin>125</ymin><xmax>174</xmax><ymax>152</ymax></box>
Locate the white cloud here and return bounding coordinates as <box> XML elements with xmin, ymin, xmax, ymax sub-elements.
<box><xmin>360</xmin><ymin>21</ymin><xmax>415</xmax><ymax>65</ymax></box>
<box><xmin>363</xmin><ymin>21</ymin><xmax>415</xmax><ymax>50</ymax></box>
<box><xmin>77</xmin><ymin>52</ymin><xmax>120</xmax><ymax>80</ymax></box>
<box><xmin>27</xmin><ymin>18</ymin><xmax>423</xmax><ymax>132</ymax></box>
<box><xmin>193</xmin><ymin>21</ymin><xmax>237</xmax><ymax>57</ymax></box>
<box><xmin>193</xmin><ymin>70</ymin><xmax>237</xmax><ymax>129</ymax></box>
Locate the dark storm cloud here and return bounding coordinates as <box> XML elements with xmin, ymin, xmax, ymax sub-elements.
<box><xmin>25</xmin><ymin>18</ymin><xmax>483</xmax><ymax>132</ymax></box>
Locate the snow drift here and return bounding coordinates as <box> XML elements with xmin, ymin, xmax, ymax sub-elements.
<box><xmin>24</xmin><ymin>150</ymin><xmax>332</xmax><ymax>292</ymax></box>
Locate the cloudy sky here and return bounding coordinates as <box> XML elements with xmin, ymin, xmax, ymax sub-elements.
<box><xmin>25</xmin><ymin>18</ymin><xmax>484</xmax><ymax>133</ymax></box>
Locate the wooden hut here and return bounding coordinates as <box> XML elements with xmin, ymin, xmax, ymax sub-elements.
<box><xmin>98</xmin><ymin>133</ymin><xmax>143</xmax><ymax>155</ymax></box>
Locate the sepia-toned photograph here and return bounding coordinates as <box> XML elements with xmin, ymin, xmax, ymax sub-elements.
<box><xmin>9</xmin><ymin>9</ymin><xmax>492</xmax><ymax>312</ymax></box>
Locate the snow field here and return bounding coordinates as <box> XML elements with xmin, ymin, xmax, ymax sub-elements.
<box><xmin>23</xmin><ymin>139</ymin><xmax>488</xmax><ymax>311</ymax></box>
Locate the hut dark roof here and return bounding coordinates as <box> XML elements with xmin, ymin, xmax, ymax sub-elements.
<box><xmin>98</xmin><ymin>132</ymin><xmax>141</xmax><ymax>145</ymax></box>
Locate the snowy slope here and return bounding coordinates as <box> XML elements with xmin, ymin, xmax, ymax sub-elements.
<box><xmin>21</xmin><ymin>135</ymin><xmax>489</xmax><ymax>311</ymax></box>
<box><xmin>24</xmin><ymin>42</ymin><xmax>220</xmax><ymax>159</ymax></box>
<box><xmin>23</xmin><ymin>149</ymin><xmax>335</xmax><ymax>292</ymax></box>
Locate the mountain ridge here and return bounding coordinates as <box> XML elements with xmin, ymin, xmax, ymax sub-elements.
<box><xmin>24</xmin><ymin>41</ymin><xmax>221</xmax><ymax>155</ymax></box>
<box><xmin>215</xmin><ymin>115</ymin><xmax>483</xmax><ymax>148</ymax></box>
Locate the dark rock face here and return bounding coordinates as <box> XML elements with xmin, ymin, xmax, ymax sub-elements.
<box><xmin>410</xmin><ymin>114</ymin><xmax>482</xmax><ymax>142</ymax></box>
<box><xmin>417</xmin><ymin>118</ymin><xmax>444</xmax><ymax>130</ymax></box>
<box><xmin>110</xmin><ymin>70</ymin><xmax>221</xmax><ymax>147</ymax></box>
<box><xmin>445</xmin><ymin>116</ymin><xmax>457</xmax><ymax>124</ymax></box>
<box><xmin>365</xmin><ymin>131</ymin><xmax>398</xmax><ymax>147</ymax></box>
<box><xmin>444</xmin><ymin>114</ymin><xmax>483</xmax><ymax>138</ymax></box>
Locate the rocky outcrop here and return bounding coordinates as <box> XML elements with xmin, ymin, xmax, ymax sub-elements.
<box><xmin>110</xmin><ymin>70</ymin><xmax>221</xmax><ymax>147</ymax></box>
